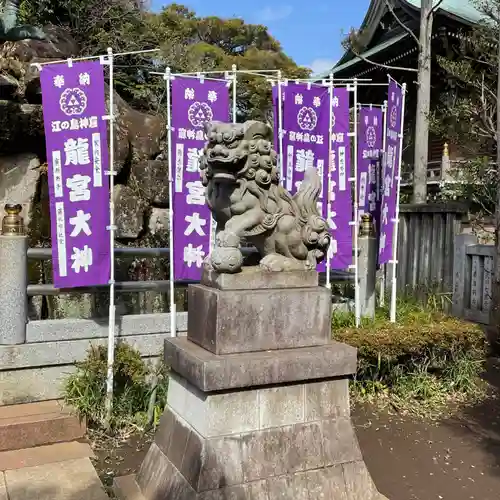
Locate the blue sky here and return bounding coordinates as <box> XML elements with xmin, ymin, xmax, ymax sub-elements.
<box><xmin>151</xmin><ymin>0</ymin><xmax>371</xmax><ymax>75</ymax></box>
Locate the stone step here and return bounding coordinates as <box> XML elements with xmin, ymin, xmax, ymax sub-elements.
<box><xmin>0</xmin><ymin>400</ymin><xmax>85</xmax><ymax>452</ymax></box>
<box><xmin>1</xmin><ymin>458</ymin><xmax>109</xmax><ymax>500</ymax></box>
<box><xmin>0</xmin><ymin>441</ymin><xmax>94</xmax><ymax>471</ymax></box>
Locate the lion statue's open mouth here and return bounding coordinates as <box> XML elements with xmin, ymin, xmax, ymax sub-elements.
<box><xmin>211</xmin><ymin>170</ymin><xmax>237</xmax><ymax>182</ymax></box>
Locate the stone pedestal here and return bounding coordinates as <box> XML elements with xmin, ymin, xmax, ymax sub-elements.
<box><xmin>0</xmin><ymin>235</ymin><xmax>28</xmax><ymax>344</ymax></box>
<box><xmin>114</xmin><ymin>269</ymin><xmax>388</xmax><ymax>500</ymax></box>
<box><xmin>358</xmin><ymin>235</ymin><xmax>377</xmax><ymax>320</ymax></box>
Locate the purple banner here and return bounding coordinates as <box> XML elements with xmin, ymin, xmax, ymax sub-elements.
<box><xmin>357</xmin><ymin>107</ymin><xmax>383</xmax><ymax>229</ymax></box>
<box><xmin>40</xmin><ymin>61</ymin><xmax>110</xmax><ymax>288</ymax></box>
<box><xmin>281</xmin><ymin>83</ymin><xmax>329</xmax><ymax>206</ymax></box>
<box><xmin>328</xmin><ymin>87</ymin><xmax>352</xmax><ymax>269</ymax></box>
<box><xmin>281</xmin><ymin>82</ymin><xmax>329</xmax><ymax>271</ymax></box>
<box><xmin>379</xmin><ymin>80</ymin><xmax>403</xmax><ymax>265</ymax></box>
<box><xmin>171</xmin><ymin>77</ymin><xmax>229</xmax><ymax>280</ymax></box>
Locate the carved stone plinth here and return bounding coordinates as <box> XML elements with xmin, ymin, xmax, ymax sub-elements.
<box><xmin>113</xmin><ymin>270</ymin><xmax>388</xmax><ymax>500</ymax></box>
<box><xmin>187</xmin><ymin>284</ymin><xmax>331</xmax><ymax>355</ymax></box>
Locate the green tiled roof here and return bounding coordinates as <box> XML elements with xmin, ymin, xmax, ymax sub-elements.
<box><xmin>314</xmin><ymin>0</ymin><xmax>485</xmax><ymax>78</ymax></box>
<box><xmin>317</xmin><ymin>32</ymin><xmax>408</xmax><ymax>78</ymax></box>
<box><xmin>404</xmin><ymin>0</ymin><xmax>484</xmax><ymax>24</ymax></box>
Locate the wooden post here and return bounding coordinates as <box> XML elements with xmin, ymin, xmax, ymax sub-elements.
<box><xmin>412</xmin><ymin>0</ymin><xmax>433</xmax><ymax>204</ymax></box>
<box><xmin>452</xmin><ymin>233</ymin><xmax>477</xmax><ymax>319</ymax></box>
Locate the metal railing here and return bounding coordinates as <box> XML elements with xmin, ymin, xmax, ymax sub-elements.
<box><xmin>1</xmin><ymin>204</ymin><xmax>353</xmax><ymax>298</ymax></box>
<box><xmin>27</xmin><ymin>245</ymin><xmax>354</xmax><ymax>296</ymax></box>
<box><xmin>28</xmin><ymin>246</ymin><xmax>173</xmax><ymax>296</ymax></box>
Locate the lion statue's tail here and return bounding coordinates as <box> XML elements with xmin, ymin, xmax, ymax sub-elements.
<box><xmin>293</xmin><ymin>167</ymin><xmax>331</xmax><ymax>263</ymax></box>
<box><xmin>293</xmin><ymin>167</ymin><xmax>322</xmax><ymax>219</ymax></box>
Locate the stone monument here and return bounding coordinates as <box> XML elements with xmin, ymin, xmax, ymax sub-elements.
<box><xmin>114</xmin><ymin>121</ymin><xmax>388</xmax><ymax>499</ymax></box>
<box><xmin>0</xmin><ymin>0</ymin><xmax>46</xmax><ymax>41</ymax></box>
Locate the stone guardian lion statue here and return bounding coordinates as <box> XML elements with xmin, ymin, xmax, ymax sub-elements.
<box><xmin>199</xmin><ymin>120</ymin><xmax>331</xmax><ymax>274</ymax></box>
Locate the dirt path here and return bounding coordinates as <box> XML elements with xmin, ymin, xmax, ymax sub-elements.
<box><xmin>354</xmin><ymin>359</ymin><xmax>500</xmax><ymax>500</ymax></box>
<box><xmin>354</xmin><ymin>406</ymin><xmax>500</xmax><ymax>500</ymax></box>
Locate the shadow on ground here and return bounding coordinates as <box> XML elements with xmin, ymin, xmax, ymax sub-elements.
<box><xmin>445</xmin><ymin>357</ymin><xmax>500</xmax><ymax>468</ymax></box>
<box><xmin>353</xmin><ymin>356</ymin><xmax>500</xmax><ymax>500</ymax></box>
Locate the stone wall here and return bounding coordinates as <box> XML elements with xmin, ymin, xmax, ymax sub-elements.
<box><xmin>0</xmin><ymin>25</ymin><xmax>176</xmax><ymax>320</ymax></box>
<box><xmin>0</xmin><ymin>312</ymin><xmax>188</xmax><ymax>405</ymax></box>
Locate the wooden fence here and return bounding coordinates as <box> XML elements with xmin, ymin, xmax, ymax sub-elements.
<box><xmin>394</xmin><ymin>203</ymin><xmax>468</xmax><ymax>297</ymax></box>
<box><xmin>452</xmin><ymin>233</ymin><xmax>494</xmax><ymax>325</ymax></box>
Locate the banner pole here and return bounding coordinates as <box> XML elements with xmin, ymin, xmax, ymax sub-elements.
<box><xmin>389</xmin><ymin>83</ymin><xmax>406</xmax><ymax>323</ymax></box>
<box><xmin>352</xmin><ymin>79</ymin><xmax>360</xmax><ymax>327</ymax></box>
<box><xmin>104</xmin><ymin>47</ymin><xmax>116</xmax><ymax>428</ymax></box>
<box><xmin>326</xmin><ymin>72</ymin><xmax>334</xmax><ymax>289</ymax></box>
<box><xmin>164</xmin><ymin>67</ymin><xmax>176</xmax><ymax>337</ymax></box>
<box><xmin>232</xmin><ymin>64</ymin><xmax>237</xmax><ymax>123</ymax></box>
<box><xmin>379</xmin><ymin>100</ymin><xmax>388</xmax><ymax>308</ymax></box>
<box><xmin>277</xmin><ymin>70</ymin><xmax>284</xmax><ymax>183</ymax></box>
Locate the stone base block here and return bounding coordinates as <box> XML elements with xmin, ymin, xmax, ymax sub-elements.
<box><xmin>164</xmin><ymin>337</ymin><xmax>357</xmax><ymax>392</ymax></box>
<box><xmin>187</xmin><ymin>283</ymin><xmax>331</xmax><ymax>355</ymax></box>
<box><xmin>201</xmin><ymin>267</ymin><xmax>319</xmax><ymax>290</ymax></box>
<box><xmin>122</xmin><ymin>374</ymin><xmax>386</xmax><ymax>500</ymax></box>
<box><xmin>115</xmin><ymin>472</ymin><xmax>389</xmax><ymax>500</ymax></box>
<box><xmin>113</xmin><ymin>474</ymin><xmax>144</xmax><ymax>500</ymax></box>
<box><xmin>166</xmin><ymin>372</ymin><xmax>350</xmax><ymax>438</ymax></box>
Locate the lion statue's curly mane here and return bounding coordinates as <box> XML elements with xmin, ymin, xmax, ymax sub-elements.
<box><xmin>199</xmin><ymin>120</ymin><xmax>331</xmax><ymax>274</ymax></box>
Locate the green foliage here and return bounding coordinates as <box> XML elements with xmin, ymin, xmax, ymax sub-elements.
<box><xmin>19</xmin><ymin>0</ymin><xmax>164</xmax><ymax>111</ymax></box>
<box><xmin>430</xmin><ymin>0</ymin><xmax>499</xmax><ymax>209</ymax></box>
<box><xmin>436</xmin><ymin>156</ymin><xmax>496</xmax><ymax>218</ymax></box>
<box><xmin>17</xmin><ymin>1</ymin><xmax>310</xmax><ymax>119</ymax></box>
<box><xmin>63</xmin><ymin>342</ymin><xmax>168</xmax><ymax>431</ymax></box>
<box><xmin>332</xmin><ymin>299</ymin><xmax>487</xmax><ymax>416</ymax></box>
<box><xmin>154</xmin><ymin>4</ymin><xmax>310</xmax><ymax>121</ymax></box>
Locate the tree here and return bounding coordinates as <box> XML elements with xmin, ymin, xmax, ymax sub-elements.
<box><xmin>431</xmin><ymin>0</ymin><xmax>500</xmax><ymax>331</ymax></box>
<box><xmin>344</xmin><ymin>0</ymin><xmax>444</xmax><ymax>204</ymax></box>
<box><xmin>153</xmin><ymin>4</ymin><xmax>310</xmax><ymax>121</ymax></box>
<box><xmin>17</xmin><ymin>0</ymin><xmax>160</xmax><ymax>108</ymax></box>
<box><xmin>429</xmin><ymin>1</ymin><xmax>497</xmax><ymax>212</ymax></box>
<box><xmin>17</xmin><ymin>1</ymin><xmax>309</xmax><ymax>119</ymax></box>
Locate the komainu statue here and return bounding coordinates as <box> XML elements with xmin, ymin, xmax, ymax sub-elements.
<box><xmin>200</xmin><ymin>120</ymin><xmax>331</xmax><ymax>273</ymax></box>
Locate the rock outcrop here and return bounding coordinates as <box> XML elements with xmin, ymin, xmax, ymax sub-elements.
<box><xmin>0</xmin><ymin>26</ymin><xmax>172</xmax><ymax>318</ymax></box>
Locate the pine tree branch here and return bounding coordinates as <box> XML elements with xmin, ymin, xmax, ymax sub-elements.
<box><xmin>384</xmin><ymin>0</ymin><xmax>420</xmax><ymax>47</ymax></box>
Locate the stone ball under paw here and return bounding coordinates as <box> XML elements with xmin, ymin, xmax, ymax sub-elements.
<box><xmin>210</xmin><ymin>247</ymin><xmax>243</xmax><ymax>274</ymax></box>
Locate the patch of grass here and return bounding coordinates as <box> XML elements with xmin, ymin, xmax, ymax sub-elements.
<box><xmin>63</xmin><ymin>343</ymin><xmax>168</xmax><ymax>433</ymax></box>
<box><xmin>333</xmin><ymin>299</ymin><xmax>487</xmax><ymax>417</ymax></box>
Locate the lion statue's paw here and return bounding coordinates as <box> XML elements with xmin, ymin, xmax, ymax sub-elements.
<box><xmin>216</xmin><ymin>231</ymin><xmax>240</xmax><ymax>248</ymax></box>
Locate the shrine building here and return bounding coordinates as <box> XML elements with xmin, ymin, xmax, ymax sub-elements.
<box><xmin>319</xmin><ymin>0</ymin><xmax>483</xmax><ymax>192</ymax></box>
